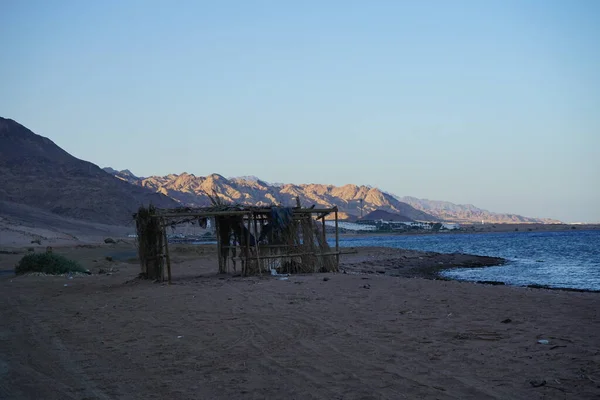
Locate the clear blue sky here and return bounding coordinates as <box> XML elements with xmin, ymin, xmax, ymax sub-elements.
<box><xmin>1</xmin><ymin>0</ymin><xmax>599</xmax><ymax>222</ymax></box>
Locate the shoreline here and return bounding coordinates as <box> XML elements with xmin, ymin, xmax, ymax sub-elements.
<box><xmin>3</xmin><ymin>240</ymin><xmax>598</xmax><ymax>293</ymax></box>
<box><xmin>339</xmin><ymin>246</ymin><xmax>506</xmax><ymax>280</ymax></box>
<box><xmin>338</xmin><ymin>223</ymin><xmax>600</xmax><ymax>238</ymax></box>
<box><xmin>341</xmin><ymin>246</ymin><xmax>600</xmax><ymax>293</ymax></box>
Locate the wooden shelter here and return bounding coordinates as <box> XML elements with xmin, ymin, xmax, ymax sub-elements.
<box><xmin>134</xmin><ymin>204</ymin><xmax>340</xmax><ymax>282</ymax></box>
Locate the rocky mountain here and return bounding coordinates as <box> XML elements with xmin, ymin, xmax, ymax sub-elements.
<box><xmin>0</xmin><ymin>116</ymin><xmax>560</xmax><ymax>226</ymax></box>
<box><xmin>361</xmin><ymin>210</ymin><xmax>414</xmax><ymax>222</ymax></box>
<box><xmin>104</xmin><ymin>169</ymin><xmax>561</xmax><ymax>224</ymax></box>
<box><xmin>0</xmin><ymin>117</ymin><xmax>177</xmax><ymax>225</ymax></box>
<box><xmin>395</xmin><ymin>196</ymin><xmax>561</xmax><ymax>224</ymax></box>
<box><xmin>102</xmin><ymin>167</ymin><xmax>139</xmax><ymax>183</ymax></box>
<box><xmin>102</xmin><ymin>170</ymin><xmax>438</xmax><ymax>221</ymax></box>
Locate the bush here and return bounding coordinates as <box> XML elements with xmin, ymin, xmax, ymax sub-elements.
<box><xmin>15</xmin><ymin>253</ymin><xmax>86</xmax><ymax>275</ymax></box>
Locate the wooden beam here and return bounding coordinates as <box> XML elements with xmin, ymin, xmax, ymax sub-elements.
<box><xmin>215</xmin><ymin>218</ymin><xmax>224</xmax><ymax>274</ymax></box>
<box><xmin>155</xmin><ymin>211</ymin><xmax>251</xmax><ymax>218</ymax></box>
<box><xmin>335</xmin><ymin>209</ymin><xmax>339</xmax><ymax>268</ymax></box>
<box><xmin>230</xmin><ymin>251</ymin><xmax>342</xmax><ymax>261</ymax></box>
<box><xmin>222</xmin><ymin>244</ymin><xmax>316</xmax><ymax>250</ymax></box>
<box><xmin>245</xmin><ymin>214</ymin><xmax>251</xmax><ymax>276</ymax></box>
<box><xmin>321</xmin><ymin>217</ymin><xmax>326</xmax><ymax>261</ymax></box>
<box><xmin>339</xmin><ymin>249</ymin><xmax>358</xmax><ymax>255</ymax></box>
<box><xmin>153</xmin><ymin>208</ymin><xmax>337</xmax><ymax>219</ymax></box>
<box><xmin>253</xmin><ymin>214</ymin><xmax>261</xmax><ymax>276</ymax></box>
<box><xmin>161</xmin><ymin>218</ymin><xmax>172</xmax><ymax>284</ymax></box>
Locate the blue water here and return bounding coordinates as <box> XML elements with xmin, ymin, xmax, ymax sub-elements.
<box><xmin>334</xmin><ymin>230</ymin><xmax>600</xmax><ymax>291</ymax></box>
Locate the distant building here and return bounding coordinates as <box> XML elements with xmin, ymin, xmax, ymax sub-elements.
<box><xmin>356</xmin><ymin>219</ymin><xmax>460</xmax><ymax>231</ymax></box>
<box><xmin>324</xmin><ymin>221</ymin><xmax>377</xmax><ymax>231</ymax></box>
<box><xmin>441</xmin><ymin>223</ymin><xmax>460</xmax><ymax>230</ymax></box>
<box><xmin>356</xmin><ymin>219</ymin><xmax>431</xmax><ymax>231</ymax></box>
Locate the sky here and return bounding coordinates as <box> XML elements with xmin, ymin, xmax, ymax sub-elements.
<box><xmin>1</xmin><ymin>1</ymin><xmax>599</xmax><ymax>223</ymax></box>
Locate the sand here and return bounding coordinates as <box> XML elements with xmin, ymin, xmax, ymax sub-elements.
<box><xmin>1</xmin><ymin>243</ymin><xmax>599</xmax><ymax>399</ymax></box>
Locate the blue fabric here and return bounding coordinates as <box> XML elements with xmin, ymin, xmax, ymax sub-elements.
<box><xmin>270</xmin><ymin>207</ymin><xmax>293</xmax><ymax>230</ymax></box>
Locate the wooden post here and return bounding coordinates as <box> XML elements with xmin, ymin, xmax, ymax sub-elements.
<box><xmin>268</xmin><ymin>213</ymin><xmax>274</xmax><ymax>271</ymax></box>
<box><xmin>215</xmin><ymin>218</ymin><xmax>224</xmax><ymax>274</ymax></box>
<box><xmin>253</xmin><ymin>213</ymin><xmax>261</xmax><ymax>275</ymax></box>
<box><xmin>245</xmin><ymin>213</ymin><xmax>251</xmax><ymax>276</ymax></box>
<box><xmin>334</xmin><ymin>208</ymin><xmax>339</xmax><ymax>268</ymax></box>
<box><xmin>162</xmin><ymin>218</ymin><xmax>172</xmax><ymax>284</ymax></box>
<box><xmin>305</xmin><ymin>213</ymin><xmax>315</xmax><ymax>272</ymax></box>
<box><xmin>321</xmin><ymin>216</ymin><xmax>327</xmax><ymax>270</ymax></box>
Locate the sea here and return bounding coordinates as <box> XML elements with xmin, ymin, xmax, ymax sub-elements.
<box><xmin>335</xmin><ymin>230</ymin><xmax>600</xmax><ymax>291</ymax></box>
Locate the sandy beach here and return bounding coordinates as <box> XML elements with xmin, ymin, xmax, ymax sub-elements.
<box><xmin>1</xmin><ymin>242</ymin><xmax>599</xmax><ymax>400</ymax></box>
<box><xmin>2</xmin><ymin>0</ymin><xmax>598</xmax><ymax>398</ymax></box>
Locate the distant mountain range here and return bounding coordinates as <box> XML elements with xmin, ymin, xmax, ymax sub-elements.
<box><xmin>391</xmin><ymin>196</ymin><xmax>560</xmax><ymax>224</ymax></box>
<box><xmin>103</xmin><ymin>169</ymin><xmax>561</xmax><ymax>224</ymax></box>
<box><xmin>0</xmin><ymin>117</ymin><xmax>560</xmax><ymax>225</ymax></box>
<box><xmin>101</xmin><ymin>170</ymin><xmax>438</xmax><ymax>221</ymax></box>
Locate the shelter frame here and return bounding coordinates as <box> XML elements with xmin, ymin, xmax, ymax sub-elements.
<box><xmin>134</xmin><ymin>205</ymin><xmax>340</xmax><ymax>283</ymax></box>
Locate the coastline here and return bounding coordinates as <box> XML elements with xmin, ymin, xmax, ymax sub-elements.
<box><xmin>3</xmin><ymin>236</ymin><xmax>597</xmax><ymax>292</ymax></box>
<box><xmin>338</xmin><ymin>223</ymin><xmax>600</xmax><ymax>238</ymax></box>
<box><xmin>339</xmin><ymin>246</ymin><xmax>506</xmax><ymax>280</ymax></box>
<box><xmin>339</xmin><ymin>244</ymin><xmax>600</xmax><ymax>294</ymax></box>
